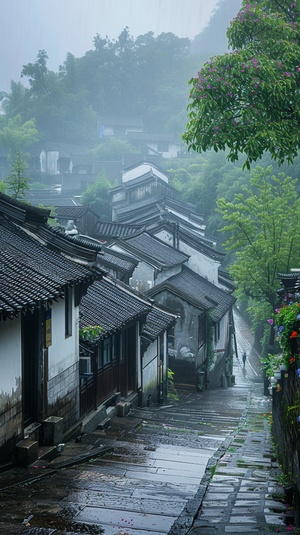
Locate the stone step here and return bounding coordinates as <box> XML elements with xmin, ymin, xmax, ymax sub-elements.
<box><xmin>16</xmin><ymin>438</ymin><xmax>39</xmax><ymax>466</ymax></box>
<box><xmin>98</xmin><ymin>417</ymin><xmax>111</xmax><ymax>430</ymax></box>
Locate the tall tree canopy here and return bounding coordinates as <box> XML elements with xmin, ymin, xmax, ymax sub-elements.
<box><xmin>217</xmin><ymin>166</ymin><xmax>300</xmax><ymax>320</ymax></box>
<box><xmin>183</xmin><ymin>0</ymin><xmax>300</xmax><ymax>167</ymax></box>
<box><xmin>8</xmin><ymin>30</ymin><xmax>196</xmax><ymax>143</ymax></box>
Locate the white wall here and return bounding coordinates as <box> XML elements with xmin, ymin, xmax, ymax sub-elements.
<box><xmin>48</xmin><ymin>293</ymin><xmax>79</xmax><ymax>380</ymax></box>
<box><xmin>0</xmin><ymin>318</ymin><xmax>21</xmax><ymax>410</ymax></box>
<box><xmin>214</xmin><ymin>313</ymin><xmax>229</xmax><ymax>354</ymax></box>
<box><xmin>40</xmin><ymin>150</ymin><xmax>59</xmax><ymax>175</ymax></box>
<box><xmin>142</xmin><ymin>340</ymin><xmax>158</xmax><ymax>392</ymax></box>
<box><xmin>156</xmin><ymin>264</ymin><xmax>182</xmax><ymax>285</ymax></box>
<box><xmin>153</xmin><ymin>229</ymin><xmax>220</xmax><ymax>285</ymax></box>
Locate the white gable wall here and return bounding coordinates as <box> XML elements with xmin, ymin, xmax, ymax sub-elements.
<box><xmin>153</xmin><ymin>229</ymin><xmax>220</xmax><ymax>285</ymax></box>
<box><xmin>122</xmin><ymin>164</ymin><xmax>168</xmax><ymax>184</ymax></box>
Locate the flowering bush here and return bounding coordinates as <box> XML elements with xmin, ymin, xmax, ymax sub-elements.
<box><xmin>274</xmin><ymin>302</ymin><xmax>300</xmax><ymax>365</ymax></box>
<box><xmin>183</xmin><ymin>0</ymin><xmax>300</xmax><ymax>168</ymax></box>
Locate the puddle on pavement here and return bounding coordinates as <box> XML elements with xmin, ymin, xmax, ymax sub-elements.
<box><xmin>19</xmin><ymin>509</ymin><xmax>105</xmax><ymax>534</ymax></box>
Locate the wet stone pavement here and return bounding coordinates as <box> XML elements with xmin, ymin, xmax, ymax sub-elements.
<box><xmin>0</xmin><ymin>319</ymin><xmax>293</xmax><ymax>535</ymax></box>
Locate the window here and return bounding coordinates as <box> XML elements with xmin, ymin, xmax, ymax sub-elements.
<box><xmin>159</xmin><ymin>334</ymin><xmax>164</xmax><ymax>363</ymax></box>
<box><xmin>65</xmin><ymin>288</ymin><xmax>72</xmax><ymax>337</ymax></box>
<box><xmin>112</xmin><ymin>335</ymin><xmax>117</xmax><ymax>362</ymax></box>
<box><xmin>103</xmin><ymin>338</ymin><xmax>111</xmax><ymax>366</ymax></box>
<box><xmin>120</xmin><ymin>332</ymin><xmax>125</xmax><ymax>361</ymax></box>
<box><xmin>167</xmin><ymin>325</ymin><xmax>175</xmax><ymax>350</ymax></box>
<box><xmin>198</xmin><ymin>313</ymin><xmax>206</xmax><ymax>348</ymax></box>
<box><xmin>79</xmin><ymin>356</ymin><xmax>92</xmax><ymax>375</ymax></box>
<box><xmin>214</xmin><ymin>321</ymin><xmax>221</xmax><ymax>343</ymax></box>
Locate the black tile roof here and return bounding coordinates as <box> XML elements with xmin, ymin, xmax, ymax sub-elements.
<box><xmin>277</xmin><ymin>272</ymin><xmax>300</xmax><ymax>294</ymax></box>
<box><xmin>142</xmin><ymin>305</ymin><xmax>177</xmax><ymax>342</ymax></box>
<box><xmin>24</xmin><ymin>191</ymin><xmax>77</xmax><ymax>208</ymax></box>
<box><xmin>0</xmin><ymin>217</ymin><xmax>102</xmax><ymax>319</ymax></box>
<box><xmin>56</xmin><ymin>205</ymin><xmax>99</xmax><ymax>220</ymax></box>
<box><xmin>0</xmin><ymin>192</ymin><xmax>50</xmax><ymax>226</ymax></box>
<box><xmin>147</xmin><ymin>266</ymin><xmax>235</xmax><ymax>322</ymax></box>
<box><xmin>116</xmin><ymin>204</ymin><xmax>164</xmax><ymax>225</ymax></box>
<box><xmin>153</xmin><ymin>222</ymin><xmax>225</xmax><ymax>262</ymax></box>
<box><xmin>92</xmin><ymin>221</ymin><xmax>143</xmax><ymax>241</ymax></box>
<box><xmin>79</xmin><ymin>277</ymin><xmax>151</xmax><ymax>337</ymax></box>
<box><xmin>114</xmin><ymin>232</ymin><xmax>189</xmax><ymax>270</ymax></box>
<box><xmin>0</xmin><ymin>192</ymin><xmax>103</xmax><ymax>262</ymax></box>
<box><xmin>97</xmin><ymin>247</ymin><xmax>138</xmax><ymax>274</ymax></box>
<box><xmin>113</xmin><ymin>196</ymin><xmax>201</xmax><ymax>227</ymax></box>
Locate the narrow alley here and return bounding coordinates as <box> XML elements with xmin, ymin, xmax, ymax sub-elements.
<box><xmin>0</xmin><ymin>309</ymin><xmax>287</xmax><ymax>535</ymax></box>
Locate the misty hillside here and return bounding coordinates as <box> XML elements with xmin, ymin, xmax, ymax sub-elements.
<box><xmin>0</xmin><ymin>1</ymin><xmax>243</xmax><ymax>144</ymax></box>
<box><xmin>191</xmin><ymin>0</ymin><xmax>243</xmax><ymax>56</ymax></box>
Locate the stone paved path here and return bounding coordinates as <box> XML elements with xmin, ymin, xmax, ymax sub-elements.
<box><xmin>172</xmin><ymin>382</ymin><xmax>295</xmax><ymax>535</ymax></box>
<box><xmin>0</xmin><ymin>310</ymin><xmax>295</xmax><ymax>534</ymax></box>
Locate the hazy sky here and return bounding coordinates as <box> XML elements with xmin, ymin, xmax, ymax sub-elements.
<box><xmin>0</xmin><ymin>0</ymin><xmax>218</xmax><ymax>92</ymax></box>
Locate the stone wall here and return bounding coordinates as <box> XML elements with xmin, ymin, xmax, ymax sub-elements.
<box><xmin>271</xmin><ymin>365</ymin><xmax>300</xmax><ymax>513</ymax></box>
<box><xmin>47</xmin><ymin>361</ymin><xmax>80</xmax><ymax>433</ymax></box>
<box><xmin>0</xmin><ymin>400</ymin><xmax>22</xmax><ymax>462</ymax></box>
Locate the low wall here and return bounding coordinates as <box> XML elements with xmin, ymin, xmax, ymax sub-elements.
<box><xmin>271</xmin><ymin>365</ymin><xmax>300</xmax><ymax>519</ymax></box>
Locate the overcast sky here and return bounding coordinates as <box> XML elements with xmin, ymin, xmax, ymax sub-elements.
<box><xmin>0</xmin><ymin>0</ymin><xmax>218</xmax><ymax>92</ymax></box>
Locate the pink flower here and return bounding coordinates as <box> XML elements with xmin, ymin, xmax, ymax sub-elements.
<box><xmin>267</xmin><ymin>319</ymin><xmax>274</xmax><ymax>325</ymax></box>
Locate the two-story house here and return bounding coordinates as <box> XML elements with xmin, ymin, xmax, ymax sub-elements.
<box><xmin>0</xmin><ymin>193</ymin><xmax>104</xmax><ymax>462</ymax></box>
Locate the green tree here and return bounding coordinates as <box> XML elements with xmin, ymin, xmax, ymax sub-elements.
<box><xmin>183</xmin><ymin>0</ymin><xmax>300</xmax><ymax>167</ymax></box>
<box><xmin>6</xmin><ymin>150</ymin><xmax>30</xmax><ymax>199</ymax></box>
<box><xmin>91</xmin><ymin>137</ymin><xmax>138</xmax><ymax>161</ymax></box>
<box><xmin>21</xmin><ymin>49</ymin><xmax>50</xmax><ymax>96</ymax></box>
<box><xmin>217</xmin><ymin>166</ymin><xmax>300</xmax><ymax>324</ymax></box>
<box><xmin>80</xmin><ymin>172</ymin><xmax>114</xmax><ymax>220</ymax></box>
<box><xmin>0</xmin><ymin>115</ymin><xmax>39</xmax><ymax>162</ymax></box>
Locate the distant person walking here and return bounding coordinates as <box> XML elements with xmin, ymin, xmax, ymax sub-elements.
<box><xmin>242</xmin><ymin>351</ymin><xmax>247</xmax><ymax>367</ymax></box>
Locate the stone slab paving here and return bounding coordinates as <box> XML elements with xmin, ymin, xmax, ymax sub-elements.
<box><xmin>171</xmin><ymin>382</ymin><xmax>294</xmax><ymax>535</ymax></box>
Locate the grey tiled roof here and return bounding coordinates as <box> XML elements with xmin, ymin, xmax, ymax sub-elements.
<box><xmin>0</xmin><ymin>217</ymin><xmax>101</xmax><ymax>319</ymax></box>
<box><xmin>80</xmin><ymin>277</ymin><xmax>151</xmax><ymax>337</ymax></box>
<box><xmin>80</xmin><ymin>276</ymin><xmax>176</xmax><ymax>341</ymax></box>
<box><xmin>25</xmin><ymin>191</ymin><xmax>77</xmax><ymax>207</ymax></box>
<box><xmin>97</xmin><ymin>247</ymin><xmax>138</xmax><ymax>274</ymax></box>
<box><xmin>56</xmin><ymin>205</ymin><xmax>94</xmax><ymax>218</ymax></box>
<box><xmin>116</xmin><ymin>232</ymin><xmax>189</xmax><ymax>270</ymax></box>
<box><xmin>142</xmin><ymin>305</ymin><xmax>177</xmax><ymax>342</ymax></box>
<box><xmin>92</xmin><ymin>221</ymin><xmax>143</xmax><ymax>240</ymax></box>
<box><xmin>147</xmin><ymin>266</ymin><xmax>235</xmax><ymax>322</ymax></box>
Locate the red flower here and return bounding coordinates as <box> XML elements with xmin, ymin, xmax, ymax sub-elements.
<box><xmin>290</xmin><ymin>331</ymin><xmax>298</xmax><ymax>338</ymax></box>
